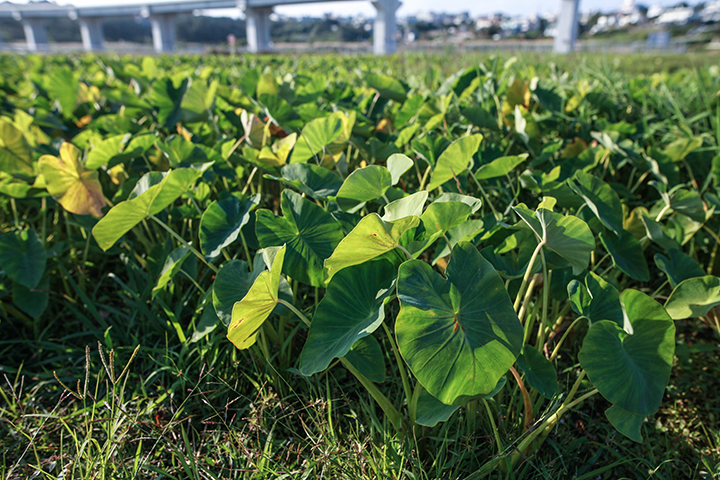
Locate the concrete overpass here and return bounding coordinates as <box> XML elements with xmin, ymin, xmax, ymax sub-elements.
<box><xmin>0</xmin><ymin>0</ymin><xmax>581</xmax><ymax>54</ymax></box>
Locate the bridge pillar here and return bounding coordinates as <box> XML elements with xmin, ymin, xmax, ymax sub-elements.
<box><xmin>150</xmin><ymin>13</ymin><xmax>177</xmax><ymax>53</ymax></box>
<box><xmin>22</xmin><ymin>19</ymin><xmax>49</xmax><ymax>52</ymax></box>
<box><xmin>245</xmin><ymin>6</ymin><xmax>272</xmax><ymax>53</ymax></box>
<box><xmin>554</xmin><ymin>0</ymin><xmax>580</xmax><ymax>53</ymax></box>
<box><xmin>79</xmin><ymin>17</ymin><xmax>105</xmax><ymax>51</ymax></box>
<box><xmin>372</xmin><ymin>0</ymin><xmax>401</xmax><ymax>55</ymax></box>
<box><xmin>0</xmin><ymin>24</ymin><xmax>4</xmax><ymax>49</ymax></box>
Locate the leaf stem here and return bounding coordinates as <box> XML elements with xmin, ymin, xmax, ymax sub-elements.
<box><xmin>276</xmin><ymin>298</ymin><xmax>311</xmax><ymax>327</ymax></box>
<box><xmin>382</xmin><ymin>322</ymin><xmax>413</xmax><ymax>422</ymax></box>
<box><xmin>514</xmin><ymin>239</ymin><xmax>546</xmax><ymax>313</ymax></box>
<box><xmin>149</xmin><ymin>215</ymin><xmax>218</xmax><ymax>273</ymax></box>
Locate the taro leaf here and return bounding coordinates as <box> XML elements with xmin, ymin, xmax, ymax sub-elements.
<box><xmin>267</xmin><ymin>163</ymin><xmax>343</xmax><ymax>200</ymax></box>
<box><xmin>606</xmin><ymin>405</ymin><xmax>645</xmax><ymax>443</ymax></box>
<box><xmin>396</xmin><ymin>242</ymin><xmax>524</xmax><ymax>405</ymax></box>
<box><xmin>579</xmin><ymin>290</ymin><xmax>675</xmax><ymax>416</ymax></box>
<box><xmin>640</xmin><ymin>215</ymin><xmax>679</xmax><ymax>251</ymax></box>
<box><xmin>387</xmin><ymin>154</ymin><xmax>414</xmax><ymax>185</ymax></box>
<box><xmin>516</xmin><ymin>346</ymin><xmax>558</xmax><ymax>399</ymax></box>
<box><xmin>433</xmin><ymin>193</ymin><xmax>483</xmax><ymax>214</ymax></box>
<box><xmin>568</xmin><ymin>271</ymin><xmax>623</xmax><ymax>327</ymax></box>
<box><xmin>213</xmin><ymin>257</ymin><xmax>264</xmax><ymax>326</ymax></box>
<box><xmin>599</xmin><ymin>229</ymin><xmax>650</xmax><ymax>282</ymax></box>
<box><xmin>0</xmin><ymin>229</ymin><xmax>46</xmax><ymax>289</ymax></box>
<box><xmin>336</xmin><ymin>165</ymin><xmax>393</xmax><ymax>212</ymax></box>
<box><xmin>149</xmin><ymin>77</ymin><xmax>188</xmax><ymax>128</ymax></box>
<box><xmin>152</xmin><ymin>246</ymin><xmax>191</xmax><ymax>298</ymax></box>
<box><xmin>190</xmin><ymin>290</ymin><xmax>220</xmax><ymax>343</ymax></box>
<box><xmin>227</xmin><ymin>246</ymin><xmax>286</xmax><ymax>349</ymax></box>
<box><xmin>461</xmin><ymin>107</ymin><xmax>498</xmax><ymax>131</ymax></box>
<box><xmin>427</xmin><ymin>134</ymin><xmax>483</xmax><ymax>192</ymax></box>
<box><xmin>324</xmin><ymin>214</ymin><xmax>419</xmax><ymax>283</ymax></box>
<box><xmin>475</xmin><ymin>154</ymin><xmax>528</xmax><ymax>181</ymax></box>
<box><xmin>569</xmin><ymin>171</ymin><xmax>624</xmax><ymax>235</ymax></box>
<box><xmin>12</xmin><ymin>277</ymin><xmax>49</xmax><ymax>318</ymax></box>
<box><xmin>416</xmin><ymin>388</ymin><xmax>461</xmax><ymax>427</ymax></box>
<box><xmin>158</xmin><ymin>135</ymin><xmax>208</xmax><ymax>167</ymax></box>
<box><xmin>300</xmin><ymin>259</ymin><xmax>395</xmax><ymax>376</ymax></box>
<box><xmin>654</xmin><ymin>249</ymin><xmax>705</xmax><ymax>288</ymax></box>
<box><xmin>200</xmin><ymin>194</ymin><xmax>260</xmax><ymax>259</ymax></box>
<box><xmin>343</xmin><ymin>336</ymin><xmax>386</xmax><ymax>383</ymax></box>
<box><xmin>670</xmin><ymin>189</ymin><xmax>706</xmax><ymax>223</ymax></box>
<box><xmin>290</xmin><ymin>112</ymin><xmax>347</xmax><ymax>164</ymax></box>
<box><xmin>0</xmin><ymin>119</ymin><xmax>34</xmax><ymax>175</ymax></box>
<box><xmin>255</xmin><ymin>189</ymin><xmax>344</xmax><ymax>287</ymax></box>
<box><xmin>45</xmin><ymin>68</ymin><xmax>79</xmax><ymax>116</ymax></box>
<box><xmin>420</xmin><ymin>201</ymin><xmax>472</xmax><ymax>238</ymax></box>
<box><xmin>39</xmin><ymin>143</ymin><xmax>107</xmax><ymax>218</ymax></box>
<box><xmin>85</xmin><ymin>134</ymin><xmax>131</xmax><ymax>170</ymax></box>
<box><xmin>367</xmin><ymin>73</ymin><xmax>406</xmax><ymax>103</ymax></box>
<box><xmin>664</xmin><ymin>276</ymin><xmax>720</xmax><ymax>320</ymax></box>
<box><xmin>663</xmin><ymin>137</ymin><xmax>703</xmax><ymax>162</ymax></box>
<box><xmin>382</xmin><ymin>191</ymin><xmax>428</xmax><ymax>222</ymax></box>
<box><xmin>93</xmin><ymin>169</ymin><xmax>202</xmax><ymax>251</ymax></box>
<box><xmin>514</xmin><ymin>207</ymin><xmax>595</xmax><ymax>275</ymax></box>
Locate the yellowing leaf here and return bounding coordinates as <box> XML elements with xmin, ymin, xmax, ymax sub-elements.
<box><xmin>38</xmin><ymin>143</ymin><xmax>107</xmax><ymax>217</ymax></box>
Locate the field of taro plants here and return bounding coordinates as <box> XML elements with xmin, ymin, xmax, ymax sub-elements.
<box><xmin>1</xmin><ymin>52</ymin><xmax>720</xmax><ymax>479</ymax></box>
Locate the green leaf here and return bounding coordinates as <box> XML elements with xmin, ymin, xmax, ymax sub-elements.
<box><xmin>568</xmin><ymin>271</ymin><xmax>623</xmax><ymax>327</ymax></box>
<box><xmin>85</xmin><ymin>134</ymin><xmax>131</xmax><ymax>170</ymax></box>
<box><xmin>433</xmin><ymin>193</ymin><xmax>483</xmax><ymax>214</ymax></box>
<box><xmin>12</xmin><ymin>277</ymin><xmax>49</xmax><ymax>318</ymax></box>
<box><xmin>475</xmin><ymin>154</ymin><xmax>528</xmax><ymax>180</ymax></box>
<box><xmin>212</xmin><ymin>257</ymin><xmax>264</xmax><ymax>326</ymax></box>
<box><xmin>654</xmin><ymin>249</ymin><xmax>705</xmax><ymax>288</ymax></box>
<box><xmin>386</xmin><ymin>153</ymin><xmax>414</xmax><ymax>186</ymax></box>
<box><xmin>255</xmin><ymin>189</ymin><xmax>344</xmax><ymax>287</ymax></box>
<box><xmin>158</xmin><ymin>135</ymin><xmax>209</xmax><ymax>167</ymax></box>
<box><xmin>45</xmin><ymin>68</ymin><xmax>79</xmax><ymax>115</ymax></box>
<box><xmin>0</xmin><ymin>229</ymin><xmax>46</xmax><ymax>289</ymax></box>
<box><xmin>367</xmin><ymin>73</ymin><xmax>407</xmax><ymax>103</ymax></box>
<box><xmin>427</xmin><ymin>134</ymin><xmax>483</xmax><ymax>191</ymax></box>
<box><xmin>152</xmin><ymin>246</ymin><xmax>191</xmax><ymax>298</ymax></box>
<box><xmin>664</xmin><ymin>276</ymin><xmax>720</xmax><ymax>320</ymax></box>
<box><xmin>200</xmin><ymin>194</ymin><xmax>260</xmax><ymax>259</ymax></box>
<box><xmin>579</xmin><ymin>289</ymin><xmax>675</xmax><ymax>416</ymax></box>
<box><xmin>396</xmin><ymin>242</ymin><xmax>524</xmax><ymax>405</ymax></box>
<box><xmin>516</xmin><ymin>346</ymin><xmax>558</xmax><ymax>399</ymax></box>
<box><xmin>92</xmin><ymin>168</ymin><xmax>201</xmax><ymax>251</ymax></box>
<box><xmin>266</xmin><ymin>163</ymin><xmax>343</xmax><ymax>200</ymax></box>
<box><xmin>606</xmin><ymin>405</ymin><xmax>645</xmax><ymax>443</ymax></box>
<box><xmin>515</xmin><ymin>207</ymin><xmax>595</xmax><ymax>275</ymax></box>
<box><xmin>39</xmin><ymin>143</ymin><xmax>107</xmax><ymax>217</ymax></box>
<box><xmin>599</xmin><ymin>229</ymin><xmax>650</xmax><ymax>282</ymax></box>
<box><xmin>670</xmin><ymin>189</ymin><xmax>706</xmax><ymax>223</ymax></box>
<box><xmin>415</xmin><ymin>387</ymin><xmax>460</xmax><ymax>427</ymax></box>
<box><xmin>290</xmin><ymin>112</ymin><xmax>348</xmax><ymax>164</ymax></box>
<box><xmin>640</xmin><ymin>215</ymin><xmax>679</xmax><ymax>251</ymax></box>
<box><xmin>227</xmin><ymin>245</ymin><xmax>286</xmax><ymax>349</ymax></box>
<box><xmin>300</xmin><ymin>259</ymin><xmax>395</xmax><ymax>376</ymax></box>
<box><xmin>569</xmin><ymin>171</ymin><xmax>624</xmax><ymax>235</ymax></box>
<box><xmin>382</xmin><ymin>191</ymin><xmax>428</xmax><ymax>222</ymax></box>
<box><xmin>0</xmin><ymin>119</ymin><xmax>34</xmax><ymax>175</ymax></box>
<box><xmin>324</xmin><ymin>213</ymin><xmax>419</xmax><ymax>283</ymax></box>
<box><xmin>336</xmin><ymin>165</ymin><xmax>393</xmax><ymax>212</ymax></box>
<box><xmin>149</xmin><ymin>77</ymin><xmax>188</xmax><ymax>128</ymax></box>
<box><xmin>662</xmin><ymin>137</ymin><xmax>703</xmax><ymax>162</ymax></box>
<box><xmin>344</xmin><ymin>336</ymin><xmax>386</xmax><ymax>383</ymax></box>
<box><xmin>420</xmin><ymin>201</ymin><xmax>472</xmax><ymax>238</ymax></box>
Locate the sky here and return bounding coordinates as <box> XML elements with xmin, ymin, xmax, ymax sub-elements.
<box><xmin>14</xmin><ymin>0</ymin><xmax>701</xmax><ymax>18</ymax></box>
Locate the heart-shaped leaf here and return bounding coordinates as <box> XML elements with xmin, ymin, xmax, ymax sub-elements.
<box><xmin>344</xmin><ymin>336</ymin><xmax>386</xmax><ymax>383</ymax></box>
<box><xmin>255</xmin><ymin>189</ymin><xmax>344</xmax><ymax>287</ymax></box>
<box><xmin>200</xmin><ymin>194</ymin><xmax>260</xmax><ymax>259</ymax></box>
<box><xmin>336</xmin><ymin>165</ymin><xmax>393</xmax><ymax>212</ymax></box>
<box><xmin>324</xmin><ymin>213</ymin><xmax>419</xmax><ymax>283</ymax></box>
<box><xmin>569</xmin><ymin>171</ymin><xmax>624</xmax><ymax>235</ymax></box>
<box><xmin>382</xmin><ymin>191</ymin><xmax>428</xmax><ymax>222</ymax></box>
<box><xmin>599</xmin><ymin>229</ymin><xmax>650</xmax><ymax>282</ymax></box>
<box><xmin>266</xmin><ymin>163</ymin><xmax>343</xmax><ymax>200</ymax></box>
<box><xmin>579</xmin><ymin>289</ymin><xmax>675</xmax><ymax>416</ymax></box>
<box><xmin>300</xmin><ymin>259</ymin><xmax>396</xmax><ymax>376</ymax></box>
<box><xmin>386</xmin><ymin>153</ymin><xmax>414</xmax><ymax>185</ymax></box>
<box><xmin>213</xmin><ymin>257</ymin><xmax>264</xmax><ymax>326</ymax></box>
<box><xmin>0</xmin><ymin>119</ymin><xmax>34</xmax><ymax>175</ymax></box>
<box><xmin>93</xmin><ymin>168</ymin><xmax>202</xmax><ymax>251</ymax></box>
<box><xmin>654</xmin><ymin>249</ymin><xmax>705</xmax><ymax>288</ymax></box>
<box><xmin>475</xmin><ymin>154</ymin><xmax>528</xmax><ymax>180</ymax></box>
<box><xmin>427</xmin><ymin>134</ymin><xmax>483</xmax><ymax>191</ymax></box>
<box><xmin>39</xmin><ymin>143</ymin><xmax>107</xmax><ymax>217</ymax></box>
<box><xmin>0</xmin><ymin>229</ymin><xmax>46</xmax><ymax>289</ymax></box>
<box><xmin>516</xmin><ymin>346</ymin><xmax>558</xmax><ymax>399</ymax></box>
<box><xmin>227</xmin><ymin>245</ymin><xmax>286</xmax><ymax>349</ymax></box>
<box><xmin>664</xmin><ymin>276</ymin><xmax>720</xmax><ymax>320</ymax></box>
<box><xmin>396</xmin><ymin>242</ymin><xmax>524</xmax><ymax>405</ymax></box>
<box><xmin>606</xmin><ymin>405</ymin><xmax>645</xmax><ymax>443</ymax></box>
<box><xmin>568</xmin><ymin>271</ymin><xmax>623</xmax><ymax>327</ymax></box>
